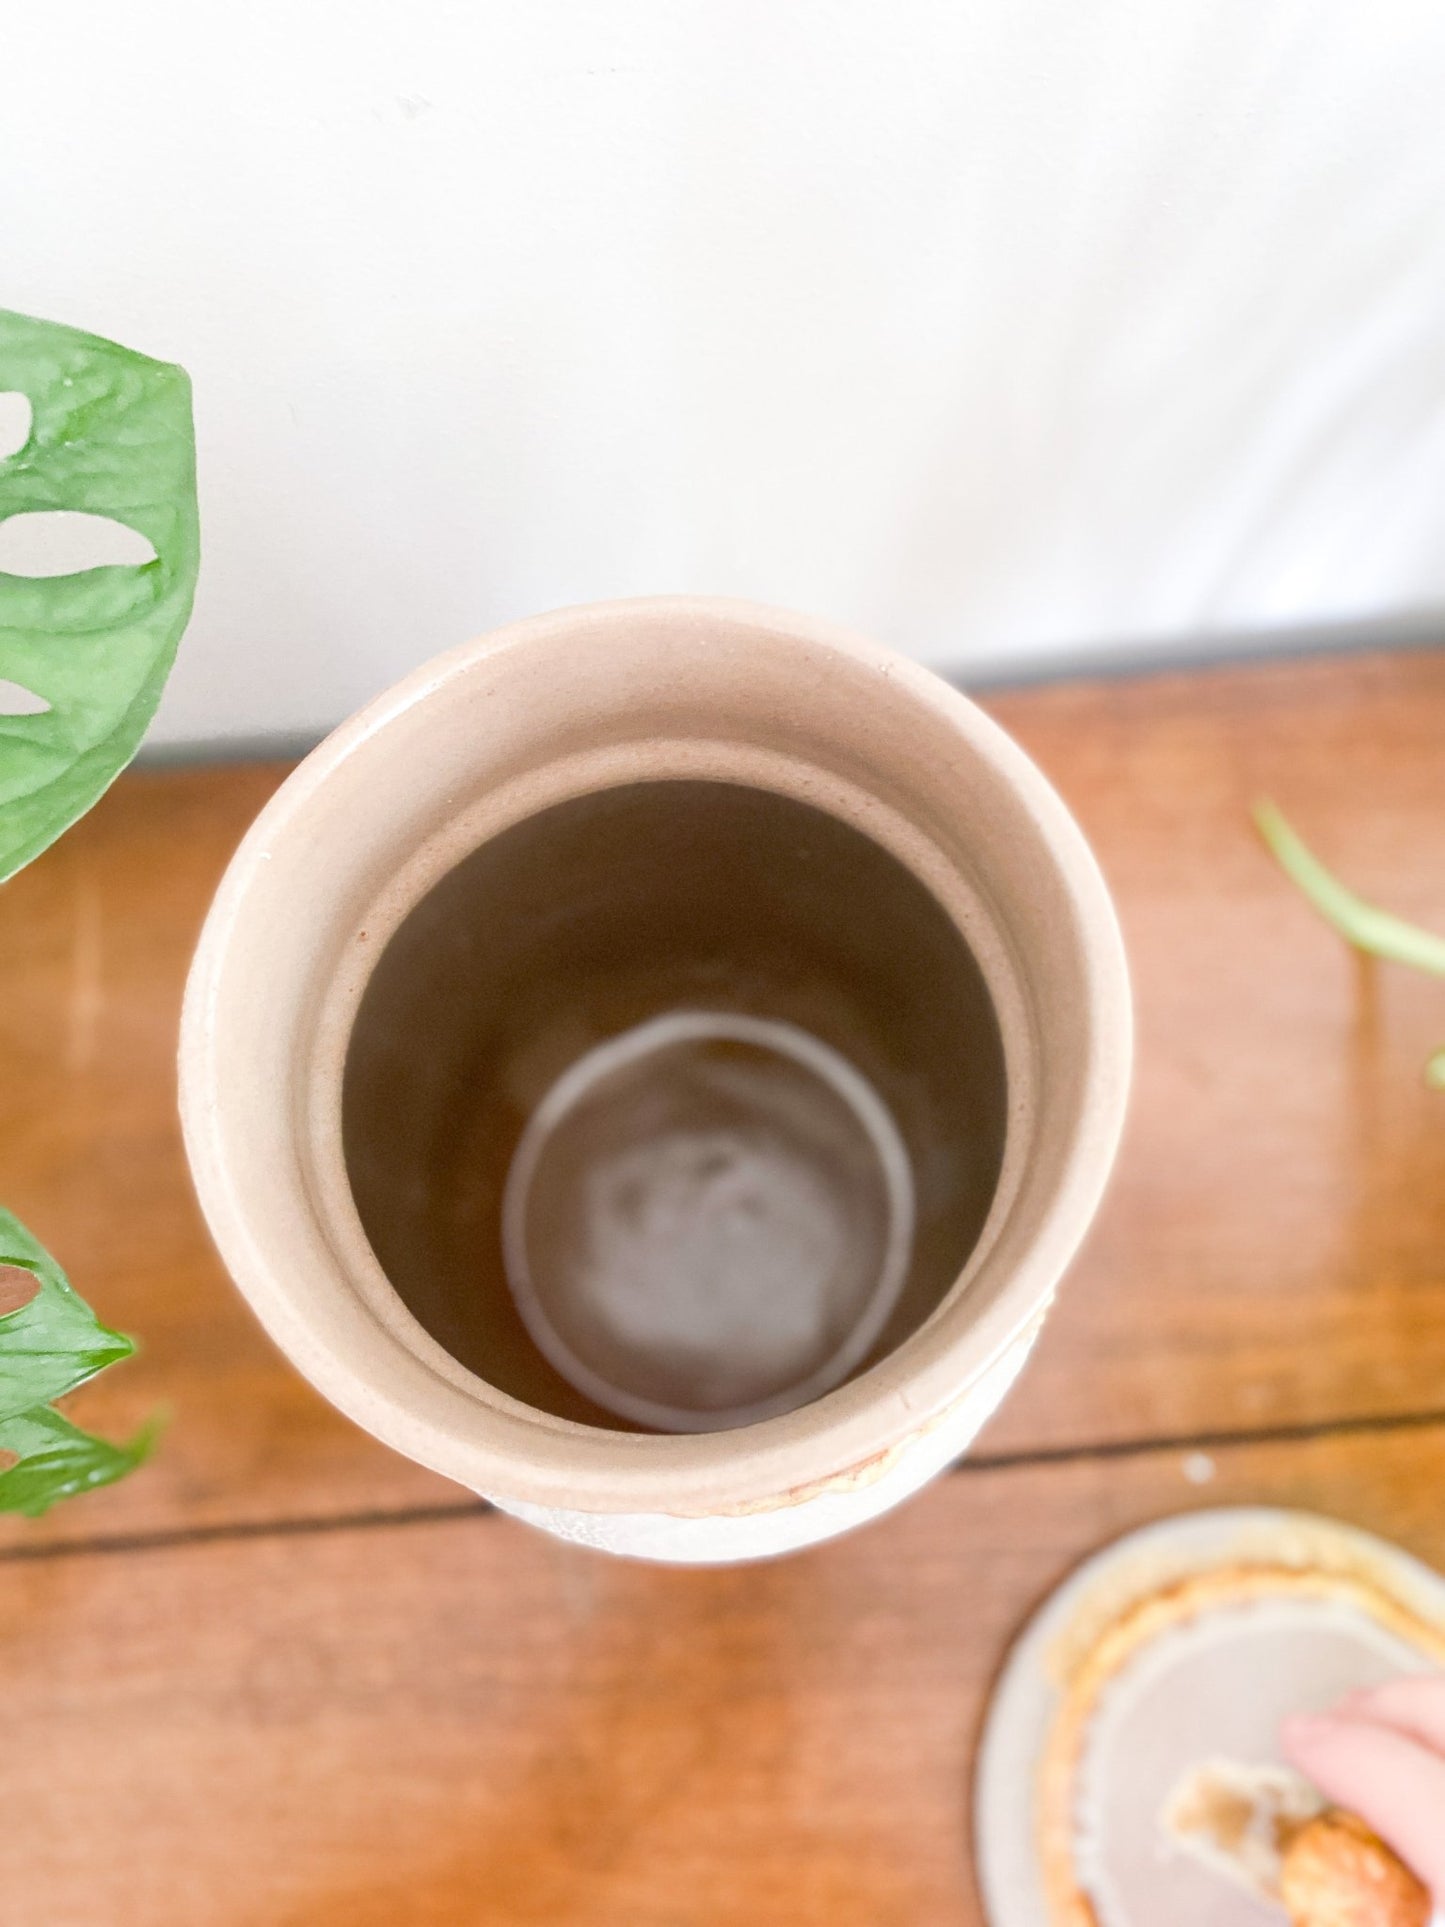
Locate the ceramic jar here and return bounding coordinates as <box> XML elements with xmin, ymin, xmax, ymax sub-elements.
<box><xmin>180</xmin><ymin>598</ymin><xmax>1130</xmax><ymax>1562</ymax></box>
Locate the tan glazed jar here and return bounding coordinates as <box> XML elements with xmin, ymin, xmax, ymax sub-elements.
<box><xmin>180</xmin><ymin>597</ymin><xmax>1131</xmax><ymax>1562</ymax></box>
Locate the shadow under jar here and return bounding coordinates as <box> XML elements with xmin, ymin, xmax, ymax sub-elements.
<box><xmin>343</xmin><ymin>779</ymin><xmax>1007</xmax><ymax>1436</ymax></box>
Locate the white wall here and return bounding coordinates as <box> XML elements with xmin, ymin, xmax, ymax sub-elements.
<box><xmin>7</xmin><ymin>1</ymin><xmax>1445</xmax><ymax>748</ymax></box>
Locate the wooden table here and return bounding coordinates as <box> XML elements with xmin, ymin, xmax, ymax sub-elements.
<box><xmin>2</xmin><ymin>648</ymin><xmax>1443</xmax><ymax>1925</ymax></box>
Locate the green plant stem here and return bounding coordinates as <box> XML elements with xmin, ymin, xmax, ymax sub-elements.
<box><xmin>1254</xmin><ymin>799</ymin><xmax>1445</xmax><ymax>1090</ymax></box>
<box><xmin>1253</xmin><ymin>801</ymin><xmax>1445</xmax><ymax>977</ymax></box>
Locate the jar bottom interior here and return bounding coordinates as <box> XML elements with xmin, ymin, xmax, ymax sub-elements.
<box><xmin>342</xmin><ymin>779</ymin><xmax>1008</xmax><ymax>1433</ymax></box>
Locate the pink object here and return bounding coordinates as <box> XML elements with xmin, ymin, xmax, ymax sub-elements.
<box><xmin>1285</xmin><ymin>1679</ymin><xmax>1445</xmax><ymax>1902</ymax></box>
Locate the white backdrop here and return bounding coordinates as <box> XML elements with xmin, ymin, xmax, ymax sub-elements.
<box><xmin>6</xmin><ymin>1</ymin><xmax>1445</xmax><ymax>748</ymax></box>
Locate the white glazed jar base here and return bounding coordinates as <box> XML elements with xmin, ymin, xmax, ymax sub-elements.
<box><xmin>490</xmin><ymin>1319</ymin><xmax>1041</xmax><ymax>1564</ymax></box>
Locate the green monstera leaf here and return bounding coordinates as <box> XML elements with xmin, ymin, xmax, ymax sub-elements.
<box><xmin>0</xmin><ymin>307</ymin><xmax>199</xmax><ymax>883</ymax></box>
<box><xmin>0</xmin><ymin>1405</ymin><xmax>157</xmax><ymax>1519</ymax></box>
<box><xmin>0</xmin><ymin>311</ymin><xmax>195</xmax><ymax>1513</ymax></box>
<box><xmin>0</xmin><ymin>1210</ymin><xmax>155</xmax><ymax>1518</ymax></box>
<box><xmin>0</xmin><ymin>1206</ymin><xmax>134</xmax><ymax>1421</ymax></box>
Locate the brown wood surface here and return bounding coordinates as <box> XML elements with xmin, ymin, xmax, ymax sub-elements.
<box><xmin>1</xmin><ymin>645</ymin><xmax>1444</xmax><ymax>1922</ymax></box>
<box><xmin>3</xmin><ymin>1423</ymin><xmax>1444</xmax><ymax>1926</ymax></box>
<box><xmin>987</xmin><ymin>647</ymin><xmax>1445</xmax><ymax>1453</ymax></box>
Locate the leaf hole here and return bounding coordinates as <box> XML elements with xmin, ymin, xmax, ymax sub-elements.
<box><xmin>0</xmin><ymin>1264</ymin><xmax>42</xmax><ymax>1316</ymax></box>
<box><xmin>0</xmin><ymin>393</ymin><xmax>32</xmax><ymax>460</ymax></box>
<box><xmin>0</xmin><ymin>509</ymin><xmax>158</xmax><ymax>577</ymax></box>
<box><xmin>0</xmin><ymin>679</ymin><xmax>51</xmax><ymax>717</ymax></box>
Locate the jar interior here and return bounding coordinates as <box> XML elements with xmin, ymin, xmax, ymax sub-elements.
<box><xmin>342</xmin><ymin>779</ymin><xmax>1007</xmax><ymax>1433</ymax></box>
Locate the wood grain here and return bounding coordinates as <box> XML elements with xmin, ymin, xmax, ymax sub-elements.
<box><xmin>986</xmin><ymin>648</ymin><xmax>1445</xmax><ymax>1453</ymax></box>
<box><xmin>0</xmin><ymin>648</ymin><xmax>1442</xmax><ymax>1551</ymax></box>
<box><xmin>2</xmin><ymin>1420</ymin><xmax>1443</xmax><ymax>1926</ymax></box>
<box><xmin>3</xmin><ymin>646</ymin><xmax>1444</xmax><ymax>1926</ymax></box>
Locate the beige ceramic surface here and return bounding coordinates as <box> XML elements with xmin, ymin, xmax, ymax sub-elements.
<box><xmin>179</xmin><ymin>597</ymin><xmax>1131</xmax><ymax>1560</ymax></box>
